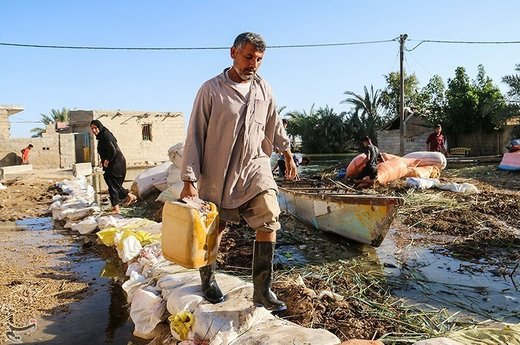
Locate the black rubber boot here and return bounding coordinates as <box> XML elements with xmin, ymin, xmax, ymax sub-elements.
<box><xmin>199</xmin><ymin>263</ymin><xmax>225</xmax><ymax>304</ymax></box>
<box><xmin>252</xmin><ymin>241</ymin><xmax>287</xmax><ymax>314</ymax></box>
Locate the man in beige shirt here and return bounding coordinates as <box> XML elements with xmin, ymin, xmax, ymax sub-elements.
<box><xmin>180</xmin><ymin>32</ymin><xmax>296</xmax><ymax>313</ymax></box>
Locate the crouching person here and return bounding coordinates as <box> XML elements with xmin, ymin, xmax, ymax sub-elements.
<box><xmin>179</xmin><ymin>32</ymin><xmax>297</xmax><ymax>314</ymax></box>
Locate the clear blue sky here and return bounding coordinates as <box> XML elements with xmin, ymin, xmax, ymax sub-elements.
<box><xmin>2</xmin><ymin>0</ymin><xmax>519</xmax><ymax>138</ymax></box>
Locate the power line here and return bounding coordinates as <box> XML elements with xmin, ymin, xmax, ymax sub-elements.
<box><xmin>0</xmin><ymin>38</ymin><xmax>397</xmax><ymax>51</ymax></box>
<box><xmin>407</xmin><ymin>39</ymin><xmax>520</xmax><ymax>51</ymax></box>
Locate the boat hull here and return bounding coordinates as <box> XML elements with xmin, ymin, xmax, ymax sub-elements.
<box><xmin>277</xmin><ymin>188</ymin><xmax>403</xmax><ymax>247</ymax></box>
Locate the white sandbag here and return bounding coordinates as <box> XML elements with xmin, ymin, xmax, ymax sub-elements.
<box><xmin>98</xmin><ymin>216</ymin><xmax>153</xmax><ymax>231</ymax></box>
<box><xmin>62</xmin><ymin>206</ymin><xmax>100</xmax><ymax>221</ymax></box>
<box><xmin>143</xmin><ymin>242</ymin><xmax>162</xmax><ymax>254</ymax></box>
<box><xmin>56</xmin><ymin>177</ymin><xmax>95</xmax><ymax>204</ymax></box>
<box><xmin>406</xmin><ymin>177</ymin><xmax>439</xmax><ymax>190</ymax></box>
<box><xmin>437</xmin><ymin>182</ymin><xmax>480</xmax><ymax>193</ymax></box>
<box><xmin>153</xmin><ymin>176</ymin><xmax>169</xmax><ymax>192</ymax></box>
<box><xmin>404</xmin><ymin>151</ymin><xmax>447</xmax><ymax>170</ymax></box>
<box><xmin>126</xmin><ymin>262</ymin><xmax>143</xmax><ymax>277</ymax></box>
<box><xmin>147</xmin><ymin>257</ymin><xmax>191</xmax><ymax>280</ymax></box>
<box><xmin>130</xmin><ymin>288</ymin><xmax>166</xmax><ymax>336</ymax></box>
<box><xmin>120</xmin><ymin>235</ymin><xmax>143</xmax><ymax>263</ymax></box>
<box><xmin>156</xmin><ymin>181</ymin><xmax>184</xmax><ymax>203</ymax></box>
<box><xmin>158</xmin><ymin>272</ymin><xmax>198</xmax><ymax>292</ymax></box>
<box><xmin>72</xmin><ymin>216</ymin><xmax>99</xmax><ymax>234</ymax></box>
<box><xmin>50</xmin><ymin>200</ymin><xmax>62</xmax><ymax>220</ymax></box>
<box><xmin>166</xmin><ymin>280</ymin><xmax>205</xmax><ymax>315</ymax></box>
<box><xmin>166</xmin><ymin>165</ymin><xmax>182</xmax><ymax>186</ymax></box>
<box><xmin>0</xmin><ymin>183</ymin><xmax>6</xmax><ymax>190</ymax></box>
<box><xmin>122</xmin><ymin>271</ymin><xmax>148</xmax><ymax>303</ymax></box>
<box><xmin>232</xmin><ymin>317</ymin><xmax>340</xmax><ymax>345</ymax></box>
<box><xmin>191</xmin><ymin>285</ymin><xmax>273</xmax><ymax>344</ymax></box>
<box><xmin>97</xmin><ymin>214</ymin><xmax>125</xmax><ymax>229</ymax></box>
<box><xmin>132</xmin><ymin>162</ymin><xmax>172</xmax><ymax>198</ymax></box>
<box><xmin>64</xmin><ymin>220</ymin><xmax>77</xmax><ymax>229</ymax></box>
<box><xmin>168</xmin><ymin>142</ymin><xmax>184</xmax><ymax>168</ymax></box>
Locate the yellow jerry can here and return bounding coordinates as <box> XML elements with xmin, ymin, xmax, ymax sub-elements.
<box><xmin>161</xmin><ymin>200</ymin><xmax>219</xmax><ymax>269</ymax></box>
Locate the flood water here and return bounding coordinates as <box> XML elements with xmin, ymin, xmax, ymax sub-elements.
<box><xmin>2</xmin><ymin>218</ymin><xmax>145</xmax><ymax>345</ymax></box>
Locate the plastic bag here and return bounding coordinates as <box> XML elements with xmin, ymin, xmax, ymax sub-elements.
<box><xmin>169</xmin><ymin>311</ymin><xmax>194</xmax><ymax>341</ymax></box>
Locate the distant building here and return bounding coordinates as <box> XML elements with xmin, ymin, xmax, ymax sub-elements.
<box><xmin>0</xmin><ymin>106</ymin><xmax>185</xmax><ymax>169</ymax></box>
<box><xmin>377</xmin><ymin>111</ymin><xmax>520</xmax><ymax>156</ymax></box>
<box><xmin>0</xmin><ymin>105</ymin><xmax>74</xmax><ymax>168</ymax></box>
<box><xmin>68</xmin><ymin>109</ymin><xmax>185</xmax><ymax>167</ymax></box>
<box><xmin>376</xmin><ymin>112</ymin><xmax>432</xmax><ymax>155</ymax></box>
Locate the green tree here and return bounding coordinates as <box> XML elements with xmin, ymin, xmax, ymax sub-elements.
<box><xmin>444</xmin><ymin>67</ymin><xmax>478</xmax><ymax>134</ymax></box>
<box><xmin>420</xmin><ymin>75</ymin><xmax>447</xmax><ymax>125</ymax></box>
<box><xmin>380</xmin><ymin>72</ymin><xmax>423</xmax><ymax>118</ymax></box>
<box><xmin>31</xmin><ymin>107</ymin><xmax>70</xmax><ymax>137</ymax></box>
<box><xmin>445</xmin><ymin>66</ymin><xmax>506</xmax><ymax>154</ymax></box>
<box><xmin>286</xmin><ymin>105</ymin><xmax>349</xmax><ymax>153</ymax></box>
<box><xmin>341</xmin><ymin>85</ymin><xmax>385</xmax><ymax>144</ymax></box>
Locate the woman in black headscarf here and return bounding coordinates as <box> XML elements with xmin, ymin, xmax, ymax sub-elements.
<box><xmin>90</xmin><ymin>120</ymin><xmax>136</xmax><ymax>213</ymax></box>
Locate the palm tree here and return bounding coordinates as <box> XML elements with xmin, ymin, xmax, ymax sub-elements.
<box><xmin>276</xmin><ymin>105</ymin><xmax>287</xmax><ymax>116</ymax></box>
<box><xmin>31</xmin><ymin>107</ymin><xmax>70</xmax><ymax>137</ymax></box>
<box><xmin>286</xmin><ymin>105</ymin><xmax>350</xmax><ymax>153</ymax></box>
<box><xmin>503</xmin><ymin>64</ymin><xmax>520</xmax><ymax>105</ymax></box>
<box><xmin>341</xmin><ymin>85</ymin><xmax>384</xmax><ymax>144</ymax></box>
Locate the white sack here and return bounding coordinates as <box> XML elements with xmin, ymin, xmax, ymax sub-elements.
<box><xmin>167</xmin><ymin>142</ymin><xmax>184</xmax><ymax>168</ymax></box>
<box><xmin>156</xmin><ymin>181</ymin><xmax>184</xmax><ymax>203</ymax></box>
<box><xmin>130</xmin><ymin>288</ymin><xmax>166</xmax><ymax>335</ymax></box>
<box><xmin>71</xmin><ymin>216</ymin><xmax>99</xmax><ymax>234</ymax></box>
<box><xmin>122</xmin><ymin>271</ymin><xmax>148</xmax><ymax>303</ymax></box>
<box><xmin>120</xmin><ymin>235</ymin><xmax>143</xmax><ymax>263</ymax></box>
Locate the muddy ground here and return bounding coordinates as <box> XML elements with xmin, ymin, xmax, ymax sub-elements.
<box><xmin>0</xmin><ymin>174</ymin><xmax>88</xmax><ymax>342</ymax></box>
<box><xmin>0</xmin><ymin>165</ymin><xmax>519</xmax><ymax>343</ymax></box>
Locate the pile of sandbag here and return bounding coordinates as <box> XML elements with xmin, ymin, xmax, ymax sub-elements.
<box><xmin>346</xmin><ymin>151</ymin><xmax>447</xmax><ymax>185</ymax></box>
<box><xmin>130</xmin><ymin>142</ymin><xmax>185</xmax><ymax>199</ymax></box>
<box><xmin>50</xmin><ymin>172</ymin><xmax>341</xmax><ymax>344</ymax></box>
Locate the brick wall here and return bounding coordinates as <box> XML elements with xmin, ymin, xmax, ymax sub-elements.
<box><xmin>451</xmin><ymin>128</ymin><xmax>514</xmax><ymax>156</ymax></box>
<box><xmin>377</xmin><ymin>130</ymin><xmax>431</xmax><ymax>155</ymax></box>
<box><xmin>59</xmin><ymin>133</ymin><xmax>76</xmax><ymax>168</ymax></box>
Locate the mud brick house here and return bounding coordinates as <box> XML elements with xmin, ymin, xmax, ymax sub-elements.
<box><xmin>68</xmin><ymin>109</ymin><xmax>185</xmax><ymax>167</ymax></box>
<box><xmin>0</xmin><ymin>105</ymin><xmax>75</xmax><ymax>168</ymax></box>
<box><xmin>0</xmin><ymin>105</ymin><xmax>185</xmax><ymax>169</ymax></box>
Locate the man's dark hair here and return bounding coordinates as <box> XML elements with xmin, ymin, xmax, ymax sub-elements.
<box><xmin>282</xmin><ymin>119</ymin><xmax>288</xmax><ymax>126</ymax></box>
<box><xmin>361</xmin><ymin>136</ymin><xmax>371</xmax><ymax>143</ymax></box>
<box><xmin>233</xmin><ymin>32</ymin><xmax>266</xmax><ymax>52</ymax></box>
<box><xmin>435</xmin><ymin>124</ymin><xmax>442</xmax><ymax>128</ymax></box>
<box><xmin>28</xmin><ymin>144</ymin><xmax>34</xmax><ymax>148</ymax></box>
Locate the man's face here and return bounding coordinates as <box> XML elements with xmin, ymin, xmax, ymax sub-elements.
<box><xmin>230</xmin><ymin>43</ymin><xmax>264</xmax><ymax>81</ymax></box>
<box><xmin>436</xmin><ymin>126</ymin><xmax>442</xmax><ymax>134</ymax></box>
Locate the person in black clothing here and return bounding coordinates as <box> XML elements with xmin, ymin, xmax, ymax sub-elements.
<box><xmin>354</xmin><ymin>136</ymin><xmax>385</xmax><ymax>188</ymax></box>
<box><xmin>90</xmin><ymin>120</ymin><xmax>137</xmax><ymax>213</ymax></box>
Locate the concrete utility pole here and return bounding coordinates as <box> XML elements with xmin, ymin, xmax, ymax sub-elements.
<box><xmin>399</xmin><ymin>33</ymin><xmax>408</xmax><ymax>156</ymax></box>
